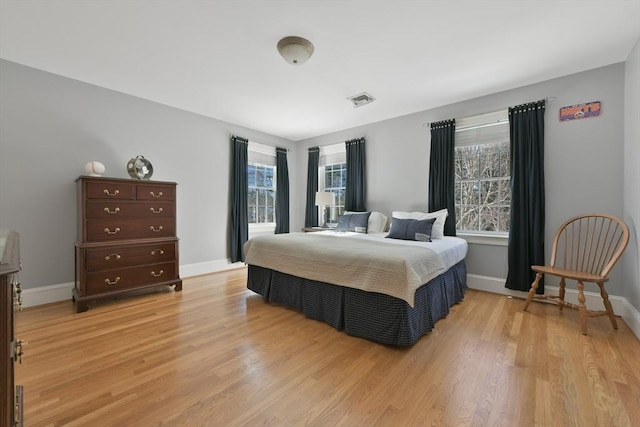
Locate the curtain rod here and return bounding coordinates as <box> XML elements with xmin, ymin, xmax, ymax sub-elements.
<box><xmin>229</xmin><ymin>133</ymin><xmax>291</xmax><ymax>151</ymax></box>
<box><xmin>422</xmin><ymin>96</ymin><xmax>556</xmax><ymax>128</ymax></box>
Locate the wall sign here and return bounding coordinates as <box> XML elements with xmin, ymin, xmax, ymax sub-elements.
<box><xmin>559</xmin><ymin>101</ymin><xmax>601</xmax><ymax>121</ymax></box>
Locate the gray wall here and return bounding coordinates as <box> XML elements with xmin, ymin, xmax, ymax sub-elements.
<box><xmin>0</xmin><ymin>59</ymin><xmax>297</xmax><ymax>289</ymax></box>
<box><xmin>294</xmin><ymin>63</ymin><xmax>629</xmax><ymax>298</ymax></box>
<box><xmin>623</xmin><ymin>38</ymin><xmax>640</xmax><ymax>310</ymax></box>
<box><xmin>1</xmin><ymin>56</ymin><xmax>636</xmax><ymax>313</ymax></box>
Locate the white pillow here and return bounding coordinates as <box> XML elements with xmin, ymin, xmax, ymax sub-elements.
<box><xmin>344</xmin><ymin>211</ymin><xmax>389</xmax><ymax>233</ymax></box>
<box><xmin>391</xmin><ymin>209</ymin><xmax>448</xmax><ymax>239</ymax></box>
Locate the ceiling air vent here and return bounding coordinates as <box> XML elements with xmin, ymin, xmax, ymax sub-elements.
<box><xmin>347</xmin><ymin>92</ymin><xmax>375</xmax><ymax>108</ymax></box>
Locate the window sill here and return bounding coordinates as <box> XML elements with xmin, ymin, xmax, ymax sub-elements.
<box><xmin>458</xmin><ymin>232</ymin><xmax>508</xmax><ymax>247</ymax></box>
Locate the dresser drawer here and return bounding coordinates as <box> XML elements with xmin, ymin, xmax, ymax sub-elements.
<box><xmin>86</xmin><ymin>218</ymin><xmax>175</xmax><ymax>241</ymax></box>
<box><xmin>86</xmin><ymin>201</ymin><xmax>175</xmax><ymax>219</ymax></box>
<box><xmin>136</xmin><ymin>184</ymin><xmax>176</xmax><ymax>201</ymax></box>
<box><xmin>85</xmin><ymin>242</ymin><xmax>176</xmax><ymax>272</ymax></box>
<box><xmin>86</xmin><ymin>261</ymin><xmax>177</xmax><ymax>294</ymax></box>
<box><xmin>86</xmin><ymin>180</ymin><xmax>136</xmax><ymax>200</ymax></box>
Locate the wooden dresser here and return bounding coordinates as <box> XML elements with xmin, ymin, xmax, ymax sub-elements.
<box><xmin>74</xmin><ymin>176</ymin><xmax>182</xmax><ymax>312</ymax></box>
<box><xmin>1</xmin><ymin>230</ymin><xmax>23</xmax><ymax>427</ymax></box>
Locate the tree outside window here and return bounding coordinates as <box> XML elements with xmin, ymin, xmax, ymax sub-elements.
<box><xmin>455</xmin><ymin>141</ymin><xmax>510</xmax><ymax>232</ymax></box>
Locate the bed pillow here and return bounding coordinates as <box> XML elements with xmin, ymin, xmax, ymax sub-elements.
<box><xmin>391</xmin><ymin>209</ymin><xmax>448</xmax><ymax>239</ymax></box>
<box><xmin>386</xmin><ymin>217</ymin><xmax>436</xmax><ymax>241</ymax></box>
<box><xmin>335</xmin><ymin>212</ymin><xmax>372</xmax><ymax>233</ymax></box>
<box><xmin>344</xmin><ymin>211</ymin><xmax>388</xmax><ymax>233</ymax></box>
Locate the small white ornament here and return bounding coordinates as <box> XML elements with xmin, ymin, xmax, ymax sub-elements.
<box><xmin>85</xmin><ymin>161</ymin><xmax>106</xmax><ymax>177</ymax></box>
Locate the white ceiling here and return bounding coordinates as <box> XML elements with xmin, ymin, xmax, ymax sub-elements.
<box><xmin>1</xmin><ymin>1</ymin><xmax>639</xmax><ymax>141</ymax></box>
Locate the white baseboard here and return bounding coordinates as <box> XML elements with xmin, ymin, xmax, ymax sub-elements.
<box><xmin>20</xmin><ymin>258</ymin><xmax>246</xmax><ymax>309</ymax></box>
<box><xmin>20</xmin><ymin>269</ymin><xmax>640</xmax><ymax>341</ymax></box>
<box><xmin>467</xmin><ymin>274</ymin><xmax>640</xmax><ymax>340</ymax></box>
<box><xmin>620</xmin><ymin>298</ymin><xmax>640</xmax><ymax>339</ymax></box>
<box><xmin>178</xmin><ymin>259</ymin><xmax>246</xmax><ymax>278</ymax></box>
<box><xmin>21</xmin><ymin>281</ymin><xmax>75</xmax><ymax>308</ymax></box>
<box><xmin>466</xmin><ymin>274</ymin><xmax>525</xmax><ymax>298</ymax></box>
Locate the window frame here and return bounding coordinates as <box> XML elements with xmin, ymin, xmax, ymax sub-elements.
<box><xmin>320</xmin><ymin>162</ymin><xmax>347</xmax><ymax>224</ymax></box>
<box><xmin>247</xmin><ymin>162</ymin><xmax>277</xmax><ymax>227</ymax></box>
<box><xmin>247</xmin><ymin>141</ymin><xmax>278</xmax><ymax>230</ymax></box>
<box><xmin>318</xmin><ymin>143</ymin><xmax>347</xmax><ymax>225</ymax></box>
<box><xmin>454</xmin><ymin>110</ymin><xmax>511</xmax><ymax>238</ymax></box>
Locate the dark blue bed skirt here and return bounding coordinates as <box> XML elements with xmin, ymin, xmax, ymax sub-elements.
<box><xmin>246</xmin><ymin>260</ymin><xmax>467</xmax><ymax>346</ymax></box>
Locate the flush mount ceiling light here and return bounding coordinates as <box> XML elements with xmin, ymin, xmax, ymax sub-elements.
<box><xmin>277</xmin><ymin>36</ymin><xmax>314</xmax><ymax>65</ymax></box>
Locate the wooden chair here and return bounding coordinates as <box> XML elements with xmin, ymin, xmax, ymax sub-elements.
<box><xmin>523</xmin><ymin>213</ymin><xmax>629</xmax><ymax>335</ymax></box>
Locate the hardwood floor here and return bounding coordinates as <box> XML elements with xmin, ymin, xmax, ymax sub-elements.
<box><xmin>15</xmin><ymin>268</ymin><xmax>640</xmax><ymax>426</ymax></box>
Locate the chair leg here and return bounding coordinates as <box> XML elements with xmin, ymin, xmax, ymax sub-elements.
<box><xmin>558</xmin><ymin>277</ymin><xmax>566</xmax><ymax>310</ymax></box>
<box><xmin>524</xmin><ymin>272</ymin><xmax>543</xmax><ymax>311</ymax></box>
<box><xmin>577</xmin><ymin>280</ymin><xmax>588</xmax><ymax>335</ymax></box>
<box><xmin>598</xmin><ymin>281</ymin><xmax>618</xmax><ymax>330</ymax></box>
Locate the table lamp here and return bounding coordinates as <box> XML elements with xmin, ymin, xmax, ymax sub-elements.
<box><xmin>315</xmin><ymin>191</ymin><xmax>335</xmax><ymax>228</ymax></box>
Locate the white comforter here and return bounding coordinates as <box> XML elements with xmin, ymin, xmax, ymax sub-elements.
<box><xmin>244</xmin><ymin>231</ymin><xmax>467</xmax><ymax>307</ymax></box>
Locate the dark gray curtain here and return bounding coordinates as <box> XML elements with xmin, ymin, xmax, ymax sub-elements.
<box><xmin>428</xmin><ymin>119</ymin><xmax>457</xmax><ymax>236</ymax></box>
<box><xmin>304</xmin><ymin>147</ymin><xmax>320</xmax><ymax>227</ymax></box>
<box><xmin>275</xmin><ymin>147</ymin><xmax>289</xmax><ymax>234</ymax></box>
<box><xmin>345</xmin><ymin>137</ymin><xmax>366</xmax><ymax>211</ymax></box>
<box><xmin>505</xmin><ymin>100</ymin><xmax>546</xmax><ymax>292</ymax></box>
<box><xmin>230</xmin><ymin>136</ymin><xmax>248</xmax><ymax>263</ymax></box>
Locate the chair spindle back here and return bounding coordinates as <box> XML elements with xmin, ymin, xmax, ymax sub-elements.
<box><xmin>549</xmin><ymin>214</ymin><xmax>629</xmax><ymax>278</ymax></box>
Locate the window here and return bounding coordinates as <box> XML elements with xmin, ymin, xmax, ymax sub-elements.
<box><xmin>247</xmin><ymin>141</ymin><xmax>277</xmax><ymax>226</ymax></box>
<box><xmin>454</xmin><ymin>110</ymin><xmax>510</xmax><ymax>233</ymax></box>
<box><xmin>248</xmin><ymin>163</ymin><xmax>276</xmax><ymax>224</ymax></box>
<box><xmin>322</xmin><ymin>162</ymin><xmax>347</xmax><ymax>222</ymax></box>
<box><xmin>319</xmin><ymin>143</ymin><xmax>347</xmax><ymax>224</ymax></box>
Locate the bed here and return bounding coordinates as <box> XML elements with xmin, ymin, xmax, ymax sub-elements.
<box><xmin>244</xmin><ymin>215</ymin><xmax>468</xmax><ymax>346</ymax></box>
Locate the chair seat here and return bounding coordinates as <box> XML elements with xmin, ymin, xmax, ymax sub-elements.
<box><xmin>531</xmin><ymin>265</ymin><xmax>607</xmax><ymax>283</ymax></box>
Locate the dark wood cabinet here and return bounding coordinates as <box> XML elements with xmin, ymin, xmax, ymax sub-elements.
<box><xmin>1</xmin><ymin>230</ymin><xmax>23</xmax><ymax>427</ymax></box>
<box><xmin>74</xmin><ymin>177</ymin><xmax>182</xmax><ymax>312</ymax></box>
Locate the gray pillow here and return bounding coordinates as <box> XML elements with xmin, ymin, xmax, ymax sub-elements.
<box><xmin>335</xmin><ymin>212</ymin><xmax>371</xmax><ymax>233</ymax></box>
<box><xmin>386</xmin><ymin>217</ymin><xmax>436</xmax><ymax>241</ymax></box>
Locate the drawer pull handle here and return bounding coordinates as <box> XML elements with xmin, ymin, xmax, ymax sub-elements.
<box><xmin>150</xmin><ymin>191</ymin><xmax>163</xmax><ymax>198</ymax></box>
<box><xmin>13</xmin><ymin>282</ymin><xmax>23</xmax><ymax>311</ymax></box>
<box><xmin>104</xmin><ymin>207</ymin><xmax>120</xmax><ymax>214</ymax></box>
<box><xmin>151</xmin><ymin>249</ymin><xmax>165</xmax><ymax>256</ymax></box>
<box><xmin>151</xmin><ymin>270</ymin><xmax>164</xmax><ymax>278</ymax></box>
<box><xmin>103</xmin><ymin>189</ymin><xmax>120</xmax><ymax>196</ymax></box>
<box><xmin>104</xmin><ymin>227</ymin><xmax>121</xmax><ymax>235</ymax></box>
<box><xmin>105</xmin><ymin>277</ymin><xmax>121</xmax><ymax>285</ymax></box>
<box><xmin>150</xmin><ymin>225</ymin><xmax>164</xmax><ymax>232</ymax></box>
<box><xmin>14</xmin><ymin>339</ymin><xmax>24</xmax><ymax>364</ymax></box>
<box><xmin>104</xmin><ymin>253</ymin><xmax>121</xmax><ymax>261</ymax></box>
<box><xmin>149</xmin><ymin>207</ymin><xmax>164</xmax><ymax>214</ymax></box>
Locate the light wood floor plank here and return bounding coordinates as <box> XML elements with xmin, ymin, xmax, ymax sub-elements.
<box><xmin>14</xmin><ymin>268</ymin><xmax>640</xmax><ymax>426</ymax></box>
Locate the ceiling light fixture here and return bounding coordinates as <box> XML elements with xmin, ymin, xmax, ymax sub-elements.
<box><xmin>277</xmin><ymin>36</ymin><xmax>314</xmax><ymax>65</ymax></box>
